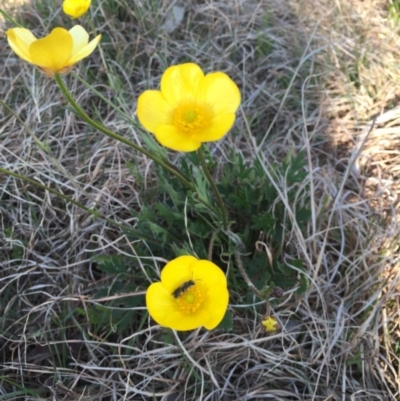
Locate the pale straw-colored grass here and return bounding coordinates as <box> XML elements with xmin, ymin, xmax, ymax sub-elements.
<box><xmin>1</xmin><ymin>0</ymin><xmax>399</xmax><ymax>399</ymax></box>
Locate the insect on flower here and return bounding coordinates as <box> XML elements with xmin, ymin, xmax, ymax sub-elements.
<box><xmin>172</xmin><ymin>280</ymin><xmax>195</xmax><ymax>298</ymax></box>
<box><xmin>146</xmin><ymin>255</ymin><xmax>229</xmax><ymax>331</ymax></box>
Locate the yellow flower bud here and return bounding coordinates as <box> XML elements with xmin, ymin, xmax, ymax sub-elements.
<box><xmin>63</xmin><ymin>0</ymin><xmax>91</xmax><ymax>18</ymax></box>
<box><xmin>261</xmin><ymin>316</ymin><xmax>279</xmax><ymax>333</ymax></box>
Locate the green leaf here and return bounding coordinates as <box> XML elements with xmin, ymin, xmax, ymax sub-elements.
<box><xmin>296</xmin><ymin>208</ymin><xmax>311</xmax><ymax>224</ymax></box>
<box><xmin>155</xmin><ymin>203</ymin><xmax>182</xmax><ymax>221</ymax></box>
<box><xmin>284</xmin><ymin>150</ymin><xmax>308</xmax><ymax>184</ymax></box>
<box><xmin>251</xmin><ymin>211</ymin><xmax>276</xmax><ymax>231</ymax></box>
<box><xmin>297</xmin><ymin>272</ymin><xmax>309</xmax><ymax>295</ymax></box>
<box><xmin>93</xmin><ymin>255</ymin><xmax>127</xmax><ymax>275</ymax></box>
<box><xmin>244</xmin><ymin>253</ymin><xmax>271</xmax><ymax>291</ymax></box>
<box><xmin>275</xmin><ymin>261</ymin><xmax>289</xmax><ymax>275</ymax></box>
<box><xmin>346</xmin><ymin>351</ymin><xmax>363</xmax><ymax>370</ymax></box>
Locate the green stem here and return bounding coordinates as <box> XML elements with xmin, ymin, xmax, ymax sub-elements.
<box><xmin>71</xmin><ymin>71</ymin><xmax>138</xmax><ymax>128</ymax></box>
<box><xmin>197</xmin><ymin>145</ymin><xmax>228</xmax><ymax>230</ymax></box>
<box><xmin>55</xmin><ymin>74</ymin><xmax>219</xmax><ymax>218</ymax></box>
<box><xmin>69</xmin><ymin>75</ymin><xmax>188</xmax><ymax>188</ymax></box>
<box><xmin>0</xmin><ymin>8</ymin><xmax>23</xmax><ymax>27</ymax></box>
<box><xmin>234</xmin><ymin>249</ymin><xmax>264</xmax><ymax>300</ymax></box>
<box><xmin>207</xmin><ymin>229</ymin><xmax>220</xmax><ymax>260</ymax></box>
<box><xmin>230</xmin><ymin>234</ymin><xmax>271</xmax><ymax>313</ymax></box>
<box><xmin>0</xmin><ymin>167</ymin><xmax>158</xmax><ymax>243</ymax></box>
<box><xmin>54</xmin><ymin>74</ymin><xmax>192</xmax><ymax>189</ymax></box>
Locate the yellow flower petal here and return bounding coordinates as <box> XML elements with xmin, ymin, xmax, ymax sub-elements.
<box><xmin>68</xmin><ymin>25</ymin><xmax>89</xmax><ymax>55</ymax></box>
<box><xmin>201</xmin><ymin>285</ymin><xmax>229</xmax><ymax>329</ymax></box>
<box><xmin>160</xmin><ymin>63</ymin><xmax>204</xmax><ymax>107</ymax></box>
<box><xmin>63</xmin><ymin>0</ymin><xmax>91</xmax><ymax>18</ymax></box>
<box><xmin>160</xmin><ymin>255</ymin><xmax>197</xmax><ymax>292</ymax></box>
<box><xmin>191</xmin><ymin>260</ymin><xmax>229</xmax><ymax>329</ymax></box>
<box><xmin>197</xmin><ymin>71</ymin><xmax>241</xmax><ymax>114</ymax></box>
<box><xmin>67</xmin><ymin>33</ymin><xmax>101</xmax><ymax>65</ymax></box>
<box><xmin>164</xmin><ymin>309</ymin><xmax>210</xmax><ymax>331</ymax></box>
<box><xmin>154</xmin><ymin>124</ymin><xmax>201</xmax><ymax>152</ymax></box>
<box><xmin>146</xmin><ymin>282</ymin><xmax>178</xmax><ymax>325</ymax></box>
<box><xmin>193</xmin><ymin>113</ymin><xmax>236</xmax><ymax>142</ymax></box>
<box><xmin>29</xmin><ymin>28</ymin><xmax>73</xmax><ymax>73</ymax></box>
<box><xmin>6</xmin><ymin>28</ymin><xmax>37</xmax><ymax>63</ymax></box>
<box><xmin>192</xmin><ymin>260</ymin><xmax>227</xmax><ymax>287</ymax></box>
<box><xmin>137</xmin><ymin>90</ymin><xmax>174</xmax><ymax>132</ymax></box>
<box><xmin>146</xmin><ymin>282</ymin><xmax>210</xmax><ymax>330</ymax></box>
<box><xmin>147</xmin><ymin>282</ymin><xmax>210</xmax><ymax>330</ymax></box>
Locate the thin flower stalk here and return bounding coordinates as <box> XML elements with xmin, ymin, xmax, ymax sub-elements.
<box><xmin>197</xmin><ymin>145</ymin><xmax>228</xmax><ymax>230</ymax></box>
<box><xmin>54</xmin><ymin>74</ymin><xmax>191</xmax><ymax>187</ymax></box>
<box><xmin>0</xmin><ymin>8</ymin><xmax>22</xmax><ymax>27</ymax></box>
<box><xmin>71</xmin><ymin>71</ymin><xmax>197</xmax><ymax>188</ymax></box>
<box><xmin>55</xmin><ymin>74</ymin><xmax>219</xmax><ymax>216</ymax></box>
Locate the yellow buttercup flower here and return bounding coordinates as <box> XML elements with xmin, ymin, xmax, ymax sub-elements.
<box><xmin>63</xmin><ymin>0</ymin><xmax>91</xmax><ymax>18</ymax></box>
<box><xmin>6</xmin><ymin>26</ymin><xmax>101</xmax><ymax>78</ymax></box>
<box><xmin>146</xmin><ymin>255</ymin><xmax>229</xmax><ymax>331</ymax></box>
<box><xmin>137</xmin><ymin>63</ymin><xmax>241</xmax><ymax>152</ymax></box>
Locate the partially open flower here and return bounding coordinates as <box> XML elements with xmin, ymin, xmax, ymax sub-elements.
<box><xmin>137</xmin><ymin>63</ymin><xmax>241</xmax><ymax>152</ymax></box>
<box><xmin>6</xmin><ymin>25</ymin><xmax>101</xmax><ymax>77</ymax></box>
<box><xmin>63</xmin><ymin>0</ymin><xmax>91</xmax><ymax>18</ymax></box>
<box><xmin>261</xmin><ymin>316</ymin><xmax>279</xmax><ymax>333</ymax></box>
<box><xmin>146</xmin><ymin>255</ymin><xmax>229</xmax><ymax>331</ymax></box>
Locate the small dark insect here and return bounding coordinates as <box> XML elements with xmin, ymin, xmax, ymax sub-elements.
<box><xmin>172</xmin><ymin>280</ymin><xmax>195</xmax><ymax>298</ymax></box>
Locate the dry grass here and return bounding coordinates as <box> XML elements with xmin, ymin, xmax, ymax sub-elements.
<box><xmin>1</xmin><ymin>0</ymin><xmax>400</xmax><ymax>400</ymax></box>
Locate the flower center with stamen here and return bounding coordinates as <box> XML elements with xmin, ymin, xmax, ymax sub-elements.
<box><xmin>175</xmin><ymin>285</ymin><xmax>204</xmax><ymax>313</ymax></box>
<box><xmin>173</xmin><ymin>102</ymin><xmax>213</xmax><ymax>134</ymax></box>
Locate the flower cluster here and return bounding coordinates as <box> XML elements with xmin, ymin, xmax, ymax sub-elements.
<box><xmin>3</xmin><ymin>1</ymin><xmax>264</xmax><ymax>334</ymax></box>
